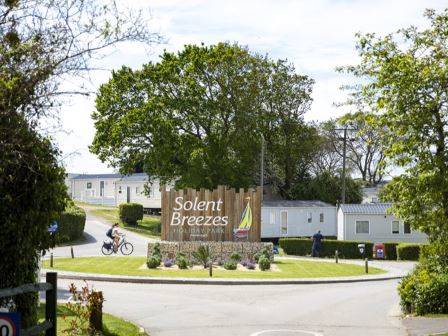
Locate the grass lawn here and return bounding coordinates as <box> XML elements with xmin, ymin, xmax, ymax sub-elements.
<box><xmin>38</xmin><ymin>303</ymin><xmax>147</xmax><ymax>336</ymax></box>
<box><xmin>87</xmin><ymin>205</ymin><xmax>161</xmax><ymax>239</ymax></box>
<box><xmin>44</xmin><ymin>257</ymin><xmax>385</xmax><ymax>279</ymax></box>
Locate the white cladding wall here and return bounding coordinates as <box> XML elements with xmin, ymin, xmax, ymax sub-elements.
<box><xmin>338</xmin><ymin>209</ymin><xmax>428</xmax><ymax>243</ymax></box>
<box><xmin>71</xmin><ymin>178</ymin><xmax>118</xmax><ymax>201</ymax></box>
<box><xmin>261</xmin><ymin>207</ymin><xmax>337</xmax><ymax>238</ymax></box>
<box><xmin>116</xmin><ymin>179</ymin><xmax>162</xmax><ymax>208</ymax></box>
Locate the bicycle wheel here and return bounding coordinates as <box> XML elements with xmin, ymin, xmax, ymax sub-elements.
<box><xmin>121</xmin><ymin>242</ymin><xmax>134</xmax><ymax>255</ymax></box>
<box><xmin>101</xmin><ymin>244</ymin><xmax>113</xmax><ymax>255</ymax></box>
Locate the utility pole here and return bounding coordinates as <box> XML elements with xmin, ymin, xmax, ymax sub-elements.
<box><xmin>260</xmin><ymin>134</ymin><xmax>265</xmax><ymax>201</ymax></box>
<box><xmin>335</xmin><ymin>127</ymin><xmax>356</xmax><ymax>204</ymax></box>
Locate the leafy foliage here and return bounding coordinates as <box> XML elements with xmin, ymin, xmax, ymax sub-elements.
<box><xmin>397</xmin><ymin>243</ymin><xmax>423</xmax><ymax>261</ymax></box>
<box><xmin>0</xmin><ymin>112</ymin><xmax>67</xmax><ymax>327</ymax></box>
<box><xmin>56</xmin><ymin>205</ymin><xmax>86</xmax><ymax>243</ymax></box>
<box><xmin>91</xmin><ymin>43</ymin><xmax>316</xmax><ymax>196</ymax></box>
<box><xmin>192</xmin><ymin>245</ymin><xmax>212</xmax><ymax>269</ymax></box>
<box><xmin>291</xmin><ymin>171</ymin><xmax>363</xmax><ymax>205</ymax></box>
<box><xmin>258</xmin><ymin>256</ymin><xmax>271</xmax><ymax>271</ymax></box>
<box><xmin>340</xmin><ymin>8</ymin><xmax>448</xmax><ymax>240</ymax></box>
<box><xmin>119</xmin><ymin>203</ymin><xmax>143</xmax><ymax>226</ymax></box>
<box><xmin>223</xmin><ymin>260</ymin><xmax>238</xmax><ymax>270</ymax></box>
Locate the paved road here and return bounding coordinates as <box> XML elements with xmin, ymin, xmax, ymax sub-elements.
<box><xmin>49</xmin><ymin>207</ymin><xmax>151</xmax><ymax>258</ymax></box>
<box><xmin>56</xmin><ymin>278</ymin><xmax>406</xmax><ymax>336</ymax></box>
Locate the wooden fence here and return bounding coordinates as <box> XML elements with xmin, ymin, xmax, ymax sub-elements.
<box><xmin>0</xmin><ymin>272</ymin><xmax>57</xmax><ymax>336</ymax></box>
<box><xmin>161</xmin><ymin>185</ymin><xmax>262</xmax><ymax>242</ymax></box>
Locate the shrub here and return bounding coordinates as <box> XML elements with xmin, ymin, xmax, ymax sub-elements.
<box><xmin>230</xmin><ymin>252</ymin><xmax>241</xmax><ymax>262</ymax></box>
<box><xmin>258</xmin><ymin>256</ymin><xmax>271</xmax><ymax>271</ymax></box>
<box><xmin>279</xmin><ymin>238</ymin><xmax>374</xmax><ymax>259</ymax></box>
<box><xmin>254</xmin><ymin>246</ymin><xmax>272</xmax><ymax>262</ymax></box>
<box><xmin>384</xmin><ymin>243</ymin><xmax>398</xmax><ymax>261</ymax></box>
<box><xmin>223</xmin><ymin>260</ymin><xmax>237</xmax><ymax>270</ymax></box>
<box><xmin>119</xmin><ymin>203</ymin><xmax>143</xmax><ymax>225</ymax></box>
<box><xmin>399</xmin><ymin>264</ymin><xmax>448</xmax><ymax>315</ymax></box>
<box><xmin>397</xmin><ymin>243</ymin><xmax>422</xmax><ymax>261</ymax></box>
<box><xmin>146</xmin><ymin>256</ymin><xmax>161</xmax><ymax>269</ymax></box>
<box><xmin>55</xmin><ymin>206</ymin><xmax>86</xmax><ymax>243</ymax></box>
<box><xmin>176</xmin><ymin>256</ymin><xmax>188</xmax><ymax>269</ymax></box>
<box><xmin>193</xmin><ymin>245</ymin><xmax>212</xmax><ymax>268</ymax></box>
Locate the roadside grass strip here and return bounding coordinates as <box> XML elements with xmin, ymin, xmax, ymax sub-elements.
<box><xmin>44</xmin><ymin>257</ymin><xmax>385</xmax><ymax>279</ymax></box>
<box><xmin>90</xmin><ymin>207</ymin><xmax>161</xmax><ymax>239</ymax></box>
<box><xmin>38</xmin><ymin>303</ymin><xmax>147</xmax><ymax>336</ymax></box>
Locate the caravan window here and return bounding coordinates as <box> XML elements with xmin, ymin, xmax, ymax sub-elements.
<box><xmin>280</xmin><ymin>211</ymin><xmax>288</xmax><ymax>235</ymax></box>
<box><xmin>356</xmin><ymin>220</ymin><xmax>369</xmax><ymax>234</ymax></box>
<box><xmin>319</xmin><ymin>213</ymin><xmax>324</xmax><ymax>222</ymax></box>
<box><xmin>135</xmin><ymin>187</ymin><xmax>140</xmax><ymax>194</ymax></box>
<box><xmin>392</xmin><ymin>221</ymin><xmax>400</xmax><ymax>234</ymax></box>
<box><xmin>404</xmin><ymin>223</ymin><xmax>411</xmax><ymax>234</ymax></box>
<box><xmin>86</xmin><ymin>182</ymin><xmax>92</xmax><ymax>189</ymax></box>
<box><xmin>307</xmin><ymin>212</ymin><xmax>312</xmax><ymax>223</ymax></box>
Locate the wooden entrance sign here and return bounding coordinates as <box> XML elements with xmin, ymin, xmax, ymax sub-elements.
<box><xmin>160</xmin><ymin>185</ymin><xmax>262</xmax><ymax>242</ymax></box>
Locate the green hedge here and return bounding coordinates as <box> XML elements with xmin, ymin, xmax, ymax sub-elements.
<box><xmin>119</xmin><ymin>203</ymin><xmax>143</xmax><ymax>225</ymax></box>
<box><xmin>56</xmin><ymin>206</ymin><xmax>86</xmax><ymax>243</ymax></box>
<box><xmin>279</xmin><ymin>238</ymin><xmax>374</xmax><ymax>259</ymax></box>
<box><xmin>384</xmin><ymin>243</ymin><xmax>398</xmax><ymax>261</ymax></box>
<box><xmin>397</xmin><ymin>243</ymin><xmax>422</xmax><ymax>261</ymax></box>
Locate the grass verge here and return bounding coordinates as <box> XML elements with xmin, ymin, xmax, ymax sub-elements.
<box><xmin>81</xmin><ymin>203</ymin><xmax>161</xmax><ymax>239</ymax></box>
<box><xmin>44</xmin><ymin>257</ymin><xmax>385</xmax><ymax>279</ymax></box>
<box><xmin>38</xmin><ymin>303</ymin><xmax>147</xmax><ymax>336</ymax></box>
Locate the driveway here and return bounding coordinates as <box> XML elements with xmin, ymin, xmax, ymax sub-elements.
<box><xmin>48</xmin><ymin>207</ymin><xmax>152</xmax><ymax>258</ymax></box>
<box><xmin>56</xmin><ymin>278</ymin><xmax>406</xmax><ymax>336</ymax></box>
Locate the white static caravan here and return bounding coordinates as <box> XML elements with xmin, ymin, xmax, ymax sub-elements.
<box><xmin>115</xmin><ymin>173</ymin><xmax>162</xmax><ymax>212</ymax></box>
<box><xmin>337</xmin><ymin>203</ymin><xmax>428</xmax><ymax>243</ymax></box>
<box><xmin>70</xmin><ymin>173</ymin><xmax>121</xmax><ymax>205</ymax></box>
<box><xmin>261</xmin><ymin>200</ymin><xmax>337</xmax><ymax>239</ymax></box>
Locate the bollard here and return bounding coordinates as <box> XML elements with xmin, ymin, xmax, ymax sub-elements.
<box><xmin>335</xmin><ymin>250</ymin><xmax>339</xmax><ymax>264</ymax></box>
<box><xmin>365</xmin><ymin>258</ymin><xmax>369</xmax><ymax>274</ymax></box>
<box><xmin>50</xmin><ymin>253</ymin><xmax>54</xmax><ymax>268</ymax></box>
<box><xmin>209</xmin><ymin>261</ymin><xmax>213</xmax><ymax>277</ymax></box>
<box><xmin>71</xmin><ymin>246</ymin><xmax>75</xmax><ymax>259</ymax></box>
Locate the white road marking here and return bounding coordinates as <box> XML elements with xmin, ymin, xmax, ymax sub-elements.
<box><xmin>250</xmin><ymin>329</ymin><xmax>323</xmax><ymax>336</ymax></box>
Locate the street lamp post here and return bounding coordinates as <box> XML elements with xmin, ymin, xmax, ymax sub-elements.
<box><xmin>260</xmin><ymin>134</ymin><xmax>265</xmax><ymax>201</ymax></box>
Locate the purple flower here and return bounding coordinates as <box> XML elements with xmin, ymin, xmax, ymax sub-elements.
<box><xmin>246</xmin><ymin>262</ymin><xmax>256</xmax><ymax>270</ymax></box>
<box><xmin>163</xmin><ymin>258</ymin><xmax>174</xmax><ymax>268</ymax></box>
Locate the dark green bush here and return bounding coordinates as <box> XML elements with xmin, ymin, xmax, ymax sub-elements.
<box><xmin>147</xmin><ymin>256</ymin><xmax>161</xmax><ymax>269</ymax></box>
<box><xmin>279</xmin><ymin>238</ymin><xmax>374</xmax><ymax>259</ymax></box>
<box><xmin>384</xmin><ymin>243</ymin><xmax>398</xmax><ymax>261</ymax></box>
<box><xmin>223</xmin><ymin>260</ymin><xmax>237</xmax><ymax>270</ymax></box>
<box><xmin>176</xmin><ymin>256</ymin><xmax>188</xmax><ymax>269</ymax></box>
<box><xmin>119</xmin><ymin>203</ymin><xmax>143</xmax><ymax>225</ymax></box>
<box><xmin>258</xmin><ymin>256</ymin><xmax>271</xmax><ymax>271</ymax></box>
<box><xmin>397</xmin><ymin>243</ymin><xmax>422</xmax><ymax>261</ymax></box>
<box><xmin>230</xmin><ymin>252</ymin><xmax>241</xmax><ymax>262</ymax></box>
<box><xmin>55</xmin><ymin>206</ymin><xmax>86</xmax><ymax>243</ymax></box>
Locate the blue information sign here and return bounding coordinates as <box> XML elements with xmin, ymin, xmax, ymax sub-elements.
<box><xmin>0</xmin><ymin>312</ymin><xmax>21</xmax><ymax>336</ymax></box>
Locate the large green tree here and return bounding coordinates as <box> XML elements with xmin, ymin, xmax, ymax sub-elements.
<box><xmin>91</xmin><ymin>43</ymin><xmax>317</xmax><ymax>196</ymax></box>
<box><xmin>0</xmin><ymin>0</ymin><xmax>160</xmax><ymax>327</ymax></box>
<box><xmin>341</xmin><ymin>8</ymin><xmax>448</xmax><ymax>240</ymax></box>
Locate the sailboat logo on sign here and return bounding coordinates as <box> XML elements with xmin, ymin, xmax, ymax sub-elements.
<box><xmin>234</xmin><ymin>197</ymin><xmax>252</xmax><ymax>239</ymax></box>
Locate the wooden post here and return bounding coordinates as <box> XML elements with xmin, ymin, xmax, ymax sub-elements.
<box><xmin>365</xmin><ymin>258</ymin><xmax>369</xmax><ymax>274</ymax></box>
<box><xmin>45</xmin><ymin>272</ymin><xmax>57</xmax><ymax>336</ymax></box>
<box><xmin>88</xmin><ymin>291</ymin><xmax>103</xmax><ymax>333</ymax></box>
<box><xmin>50</xmin><ymin>253</ymin><xmax>53</xmax><ymax>268</ymax></box>
<box><xmin>209</xmin><ymin>260</ymin><xmax>213</xmax><ymax>277</ymax></box>
<box><xmin>70</xmin><ymin>246</ymin><xmax>74</xmax><ymax>259</ymax></box>
<box><xmin>335</xmin><ymin>250</ymin><xmax>339</xmax><ymax>264</ymax></box>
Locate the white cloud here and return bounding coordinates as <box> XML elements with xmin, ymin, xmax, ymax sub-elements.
<box><xmin>55</xmin><ymin>0</ymin><xmax>448</xmax><ymax>173</ymax></box>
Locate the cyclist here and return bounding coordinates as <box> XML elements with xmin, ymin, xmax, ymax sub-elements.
<box><xmin>106</xmin><ymin>223</ymin><xmax>122</xmax><ymax>252</ymax></box>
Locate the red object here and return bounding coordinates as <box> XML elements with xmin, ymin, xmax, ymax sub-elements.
<box><xmin>373</xmin><ymin>243</ymin><xmax>385</xmax><ymax>259</ymax></box>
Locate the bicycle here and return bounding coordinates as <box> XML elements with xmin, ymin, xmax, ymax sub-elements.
<box><xmin>101</xmin><ymin>234</ymin><xmax>134</xmax><ymax>255</ymax></box>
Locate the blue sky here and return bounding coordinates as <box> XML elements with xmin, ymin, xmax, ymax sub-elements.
<box><xmin>56</xmin><ymin>0</ymin><xmax>447</xmax><ymax>174</ymax></box>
